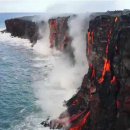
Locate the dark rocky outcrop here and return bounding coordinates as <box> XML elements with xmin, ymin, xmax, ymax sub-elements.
<box><xmin>41</xmin><ymin>10</ymin><xmax>130</xmax><ymax>130</ymax></box>
<box><xmin>5</xmin><ymin>16</ymin><xmax>44</xmax><ymax>46</ymax></box>
<box><xmin>4</xmin><ymin>15</ymin><xmax>74</xmax><ymax>50</ymax></box>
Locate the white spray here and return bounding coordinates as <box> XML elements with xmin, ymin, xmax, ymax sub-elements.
<box><xmin>32</xmin><ymin>14</ymin><xmax>90</xmax><ymax>119</ymax></box>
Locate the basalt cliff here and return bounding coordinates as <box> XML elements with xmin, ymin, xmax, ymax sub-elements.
<box><xmin>42</xmin><ymin>10</ymin><xmax>130</xmax><ymax>130</ymax></box>
<box><xmin>4</xmin><ymin>15</ymin><xmax>73</xmax><ymax>50</ymax></box>
<box><xmin>5</xmin><ymin>16</ymin><xmax>44</xmax><ymax>45</ymax></box>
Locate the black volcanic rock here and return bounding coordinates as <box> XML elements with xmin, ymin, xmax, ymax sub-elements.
<box><xmin>41</xmin><ymin>10</ymin><xmax>130</xmax><ymax>130</ymax></box>
<box><xmin>48</xmin><ymin>16</ymin><xmax>74</xmax><ymax>51</ymax></box>
<box><xmin>5</xmin><ymin>16</ymin><xmax>44</xmax><ymax>45</ymax></box>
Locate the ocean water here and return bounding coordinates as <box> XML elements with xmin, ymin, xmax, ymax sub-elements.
<box><xmin>0</xmin><ymin>13</ymin><xmax>50</xmax><ymax>130</ymax></box>
<box><xmin>0</xmin><ymin>13</ymin><xmax>88</xmax><ymax>130</ymax></box>
<box><xmin>0</xmin><ymin>41</ymin><xmax>43</xmax><ymax>130</ymax></box>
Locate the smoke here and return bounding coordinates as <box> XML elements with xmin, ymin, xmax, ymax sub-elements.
<box><xmin>33</xmin><ymin>16</ymin><xmax>61</xmax><ymax>56</ymax></box>
<box><xmin>33</xmin><ymin>23</ymin><xmax>53</xmax><ymax>56</ymax></box>
<box><xmin>68</xmin><ymin>14</ymin><xmax>89</xmax><ymax>66</ymax></box>
<box><xmin>32</xmin><ymin>14</ymin><xmax>90</xmax><ymax>119</ymax></box>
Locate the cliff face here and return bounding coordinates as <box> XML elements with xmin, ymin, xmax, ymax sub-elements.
<box><xmin>5</xmin><ymin>15</ymin><xmax>73</xmax><ymax>51</ymax></box>
<box><xmin>5</xmin><ymin>16</ymin><xmax>44</xmax><ymax>45</ymax></box>
<box><xmin>48</xmin><ymin>16</ymin><xmax>73</xmax><ymax>51</ymax></box>
<box><xmin>41</xmin><ymin>10</ymin><xmax>130</xmax><ymax>130</ymax></box>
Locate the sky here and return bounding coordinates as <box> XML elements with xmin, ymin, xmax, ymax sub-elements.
<box><xmin>0</xmin><ymin>0</ymin><xmax>130</xmax><ymax>13</ymax></box>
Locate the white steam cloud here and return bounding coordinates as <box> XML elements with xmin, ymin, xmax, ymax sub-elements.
<box><xmin>33</xmin><ymin>23</ymin><xmax>53</xmax><ymax>56</ymax></box>
<box><xmin>68</xmin><ymin>14</ymin><xmax>89</xmax><ymax>66</ymax></box>
<box><xmin>32</xmin><ymin>14</ymin><xmax>89</xmax><ymax>119</ymax></box>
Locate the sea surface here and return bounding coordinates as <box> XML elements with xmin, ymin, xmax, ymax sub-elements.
<box><xmin>0</xmin><ymin>13</ymin><xmax>51</xmax><ymax>130</ymax></box>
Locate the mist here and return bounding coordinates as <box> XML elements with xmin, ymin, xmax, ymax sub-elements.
<box><xmin>31</xmin><ymin>13</ymin><xmax>90</xmax><ymax>119</ymax></box>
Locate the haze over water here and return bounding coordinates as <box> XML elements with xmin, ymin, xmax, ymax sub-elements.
<box><xmin>0</xmin><ymin>13</ymin><xmax>52</xmax><ymax>130</ymax></box>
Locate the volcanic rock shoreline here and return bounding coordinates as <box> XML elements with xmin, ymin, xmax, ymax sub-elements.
<box><xmin>4</xmin><ymin>16</ymin><xmax>44</xmax><ymax>45</ymax></box>
<box><xmin>3</xmin><ymin>10</ymin><xmax>130</xmax><ymax>130</ymax></box>
<box><xmin>4</xmin><ymin>15</ymin><xmax>74</xmax><ymax>49</ymax></box>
